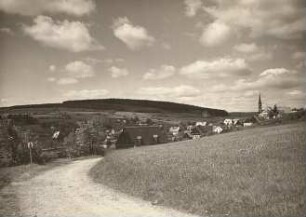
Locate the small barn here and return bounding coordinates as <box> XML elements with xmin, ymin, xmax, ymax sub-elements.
<box><xmin>116</xmin><ymin>126</ymin><xmax>167</xmax><ymax>149</ymax></box>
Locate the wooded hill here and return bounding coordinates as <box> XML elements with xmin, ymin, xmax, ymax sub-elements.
<box><xmin>0</xmin><ymin>99</ymin><xmax>228</xmax><ymax>117</ymax></box>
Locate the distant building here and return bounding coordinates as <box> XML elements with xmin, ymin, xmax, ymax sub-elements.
<box><xmin>195</xmin><ymin>121</ymin><xmax>207</xmax><ymax>127</ymax></box>
<box><xmin>116</xmin><ymin>126</ymin><xmax>167</xmax><ymax>149</ymax></box>
<box><xmin>243</xmin><ymin>122</ymin><xmax>253</xmax><ymax>127</ymax></box>
<box><xmin>213</xmin><ymin>126</ymin><xmax>223</xmax><ymax>134</ymax></box>
<box><xmin>224</xmin><ymin>119</ymin><xmax>233</xmax><ymax>126</ymax></box>
<box><xmin>169</xmin><ymin>126</ymin><xmax>181</xmax><ymax>136</ymax></box>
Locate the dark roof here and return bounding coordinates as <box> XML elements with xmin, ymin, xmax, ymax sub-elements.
<box><xmin>116</xmin><ymin>126</ymin><xmax>167</xmax><ymax>148</ymax></box>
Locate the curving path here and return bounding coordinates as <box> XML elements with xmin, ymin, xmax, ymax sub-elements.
<box><xmin>16</xmin><ymin>158</ymin><xmax>199</xmax><ymax>217</ymax></box>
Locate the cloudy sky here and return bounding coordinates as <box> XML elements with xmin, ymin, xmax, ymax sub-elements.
<box><xmin>0</xmin><ymin>0</ymin><xmax>305</xmax><ymax>111</ymax></box>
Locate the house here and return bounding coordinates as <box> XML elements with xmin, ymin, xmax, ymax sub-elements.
<box><xmin>183</xmin><ymin>131</ymin><xmax>201</xmax><ymax>140</ymax></box>
<box><xmin>196</xmin><ymin>125</ymin><xmax>213</xmax><ymax>136</ymax></box>
<box><xmin>223</xmin><ymin>119</ymin><xmax>233</xmax><ymax>126</ymax></box>
<box><xmin>195</xmin><ymin>121</ymin><xmax>207</xmax><ymax>127</ymax></box>
<box><xmin>169</xmin><ymin>126</ymin><xmax>181</xmax><ymax>136</ymax></box>
<box><xmin>243</xmin><ymin>122</ymin><xmax>253</xmax><ymax>127</ymax></box>
<box><xmin>213</xmin><ymin>126</ymin><xmax>223</xmax><ymax>134</ymax></box>
<box><xmin>116</xmin><ymin>126</ymin><xmax>167</xmax><ymax>149</ymax></box>
<box><xmin>233</xmin><ymin>119</ymin><xmax>242</xmax><ymax>125</ymax></box>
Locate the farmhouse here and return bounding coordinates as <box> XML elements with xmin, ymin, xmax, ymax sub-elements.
<box><xmin>116</xmin><ymin>126</ymin><xmax>167</xmax><ymax>149</ymax></box>
<box><xmin>169</xmin><ymin>126</ymin><xmax>181</xmax><ymax>136</ymax></box>
<box><xmin>195</xmin><ymin>121</ymin><xmax>207</xmax><ymax>126</ymax></box>
<box><xmin>213</xmin><ymin>126</ymin><xmax>223</xmax><ymax>134</ymax></box>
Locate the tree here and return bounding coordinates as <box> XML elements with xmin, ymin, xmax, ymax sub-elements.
<box><xmin>7</xmin><ymin>123</ymin><xmax>20</xmax><ymax>164</ymax></box>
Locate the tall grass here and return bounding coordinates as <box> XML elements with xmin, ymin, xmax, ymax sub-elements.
<box><xmin>90</xmin><ymin>122</ymin><xmax>305</xmax><ymax>217</ymax></box>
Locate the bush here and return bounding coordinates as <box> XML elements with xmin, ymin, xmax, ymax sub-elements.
<box><xmin>39</xmin><ymin>152</ymin><xmax>58</xmax><ymax>164</ymax></box>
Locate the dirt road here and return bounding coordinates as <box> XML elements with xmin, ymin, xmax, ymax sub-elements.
<box><xmin>16</xmin><ymin>158</ymin><xmax>199</xmax><ymax>217</ymax></box>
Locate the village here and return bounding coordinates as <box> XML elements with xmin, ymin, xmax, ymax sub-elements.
<box><xmin>0</xmin><ymin>94</ymin><xmax>304</xmax><ymax>166</ymax></box>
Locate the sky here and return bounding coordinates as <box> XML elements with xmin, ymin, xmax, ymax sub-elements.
<box><xmin>0</xmin><ymin>0</ymin><xmax>305</xmax><ymax>112</ymax></box>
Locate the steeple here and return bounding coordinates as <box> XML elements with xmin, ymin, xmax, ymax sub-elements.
<box><xmin>258</xmin><ymin>93</ymin><xmax>262</xmax><ymax>113</ymax></box>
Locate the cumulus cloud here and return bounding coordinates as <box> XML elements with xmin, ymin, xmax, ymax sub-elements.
<box><xmin>234</xmin><ymin>43</ymin><xmax>273</xmax><ymax>62</ymax></box>
<box><xmin>248</xmin><ymin>51</ymin><xmax>273</xmax><ymax>62</ymax></box>
<box><xmin>49</xmin><ymin>65</ymin><xmax>56</xmax><ymax>72</ymax></box>
<box><xmin>0</xmin><ymin>0</ymin><xmax>95</xmax><ymax>16</ymax></box>
<box><xmin>204</xmin><ymin>0</ymin><xmax>306</xmax><ymax>40</ymax></box>
<box><xmin>138</xmin><ymin>85</ymin><xmax>201</xmax><ymax>99</ymax></box>
<box><xmin>64</xmin><ymin>89</ymin><xmax>109</xmax><ymax>99</ymax></box>
<box><xmin>214</xmin><ymin>68</ymin><xmax>303</xmax><ymax>92</ymax></box>
<box><xmin>65</xmin><ymin>61</ymin><xmax>95</xmax><ymax>78</ymax></box>
<box><xmin>180</xmin><ymin>58</ymin><xmax>251</xmax><ymax>79</ymax></box>
<box><xmin>287</xmin><ymin>90</ymin><xmax>304</xmax><ymax>96</ymax></box>
<box><xmin>23</xmin><ymin>16</ymin><xmax>102</xmax><ymax>52</ymax></box>
<box><xmin>108</xmin><ymin>66</ymin><xmax>129</xmax><ymax>78</ymax></box>
<box><xmin>47</xmin><ymin>77</ymin><xmax>56</xmax><ymax>82</ymax></box>
<box><xmin>143</xmin><ymin>65</ymin><xmax>175</xmax><ymax>80</ymax></box>
<box><xmin>57</xmin><ymin>77</ymin><xmax>79</xmax><ymax>85</ymax></box>
<box><xmin>112</xmin><ymin>17</ymin><xmax>155</xmax><ymax>50</ymax></box>
<box><xmin>200</xmin><ymin>21</ymin><xmax>231</xmax><ymax>47</ymax></box>
<box><xmin>234</xmin><ymin>43</ymin><xmax>259</xmax><ymax>53</ymax></box>
<box><xmin>184</xmin><ymin>0</ymin><xmax>202</xmax><ymax>17</ymax></box>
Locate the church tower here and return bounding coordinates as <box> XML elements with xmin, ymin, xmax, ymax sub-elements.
<box><xmin>258</xmin><ymin>93</ymin><xmax>262</xmax><ymax>113</ymax></box>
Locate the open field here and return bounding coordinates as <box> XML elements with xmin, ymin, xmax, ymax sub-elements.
<box><xmin>90</xmin><ymin>122</ymin><xmax>306</xmax><ymax>217</ymax></box>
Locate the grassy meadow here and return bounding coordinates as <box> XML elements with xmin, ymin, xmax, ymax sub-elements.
<box><xmin>90</xmin><ymin>122</ymin><xmax>306</xmax><ymax>217</ymax></box>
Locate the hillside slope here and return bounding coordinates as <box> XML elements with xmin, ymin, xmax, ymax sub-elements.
<box><xmin>90</xmin><ymin>122</ymin><xmax>305</xmax><ymax>217</ymax></box>
<box><xmin>0</xmin><ymin>99</ymin><xmax>228</xmax><ymax>117</ymax></box>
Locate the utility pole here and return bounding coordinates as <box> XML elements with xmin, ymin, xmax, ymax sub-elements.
<box><xmin>25</xmin><ymin>132</ymin><xmax>33</xmax><ymax>165</ymax></box>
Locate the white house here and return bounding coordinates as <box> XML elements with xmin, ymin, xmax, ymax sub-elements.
<box><xmin>169</xmin><ymin>126</ymin><xmax>181</xmax><ymax>136</ymax></box>
<box><xmin>195</xmin><ymin>121</ymin><xmax>207</xmax><ymax>126</ymax></box>
<box><xmin>224</xmin><ymin>119</ymin><xmax>233</xmax><ymax>125</ymax></box>
<box><xmin>213</xmin><ymin>126</ymin><xmax>223</xmax><ymax>134</ymax></box>
<box><xmin>243</xmin><ymin>122</ymin><xmax>253</xmax><ymax>127</ymax></box>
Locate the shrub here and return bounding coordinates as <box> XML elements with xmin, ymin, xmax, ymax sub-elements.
<box><xmin>39</xmin><ymin>152</ymin><xmax>58</xmax><ymax>164</ymax></box>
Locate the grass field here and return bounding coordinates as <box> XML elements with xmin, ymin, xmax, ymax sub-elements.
<box><xmin>90</xmin><ymin>122</ymin><xmax>306</xmax><ymax>217</ymax></box>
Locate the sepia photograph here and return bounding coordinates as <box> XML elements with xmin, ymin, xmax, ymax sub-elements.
<box><xmin>0</xmin><ymin>0</ymin><xmax>305</xmax><ymax>216</ymax></box>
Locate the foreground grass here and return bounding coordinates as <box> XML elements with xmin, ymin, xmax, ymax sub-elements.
<box><xmin>90</xmin><ymin>122</ymin><xmax>306</xmax><ymax>217</ymax></box>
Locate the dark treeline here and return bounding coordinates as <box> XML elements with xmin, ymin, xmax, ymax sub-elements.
<box><xmin>1</xmin><ymin>99</ymin><xmax>228</xmax><ymax>117</ymax></box>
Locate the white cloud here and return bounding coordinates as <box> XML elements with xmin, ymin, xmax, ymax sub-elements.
<box><xmin>161</xmin><ymin>42</ymin><xmax>171</xmax><ymax>50</ymax></box>
<box><xmin>287</xmin><ymin>90</ymin><xmax>304</xmax><ymax>96</ymax></box>
<box><xmin>218</xmin><ymin>68</ymin><xmax>303</xmax><ymax>92</ymax></box>
<box><xmin>200</xmin><ymin>21</ymin><xmax>231</xmax><ymax>47</ymax></box>
<box><xmin>234</xmin><ymin>43</ymin><xmax>273</xmax><ymax>62</ymax></box>
<box><xmin>64</xmin><ymin>89</ymin><xmax>109</xmax><ymax>99</ymax></box>
<box><xmin>108</xmin><ymin>66</ymin><xmax>129</xmax><ymax>78</ymax></box>
<box><xmin>184</xmin><ymin>0</ymin><xmax>202</xmax><ymax>17</ymax></box>
<box><xmin>47</xmin><ymin>77</ymin><xmax>56</xmax><ymax>82</ymax></box>
<box><xmin>138</xmin><ymin>85</ymin><xmax>201</xmax><ymax>99</ymax></box>
<box><xmin>0</xmin><ymin>0</ymin><xmax>95</xmax><ymax>16</ymax></box>
<box><xmin>180</xmin><ymin>58</ymin><xmax>251</xmax><ymax>79</ymax></box>
<box><xmin>65</xmin><ymin>61</ymin><xmax>95</xmax><ymax>78</ymax></box>
<box><xmin>57</xmin><ymin>77</ymin><xmax>79</xmax><ymax>85</ymax></box>
<box><xmin>112</xmin><ymin>17</ymin><xmax>155</xmax><ymax>50</ymax></box>
<box><xmin>204</xmin><ymin>0</ymin><xmax>306</xmax><ymax>40</ymax></box>
<box><xmin>143</xmin><ymin>65</ymin><xmax>175</xmax><ymax>80</ymax></box>
<box><xmin>23</xmin><ymin>16</ymin><xmax>103</xmax><ymax>52</ymax></box>
<box><xmin>248</xmin><ymin>52</ymin><xmax>273</xmax><ymax>62</ymax></box>
<box><xmin>234</xmin><ymin>43</ymin><xmax>258</xmax><ymax>53</ymax></box>
<box><xmin>49</xmin><ymin>65</ymin><xmax>56</xmax><ymax>72</ymax></box>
